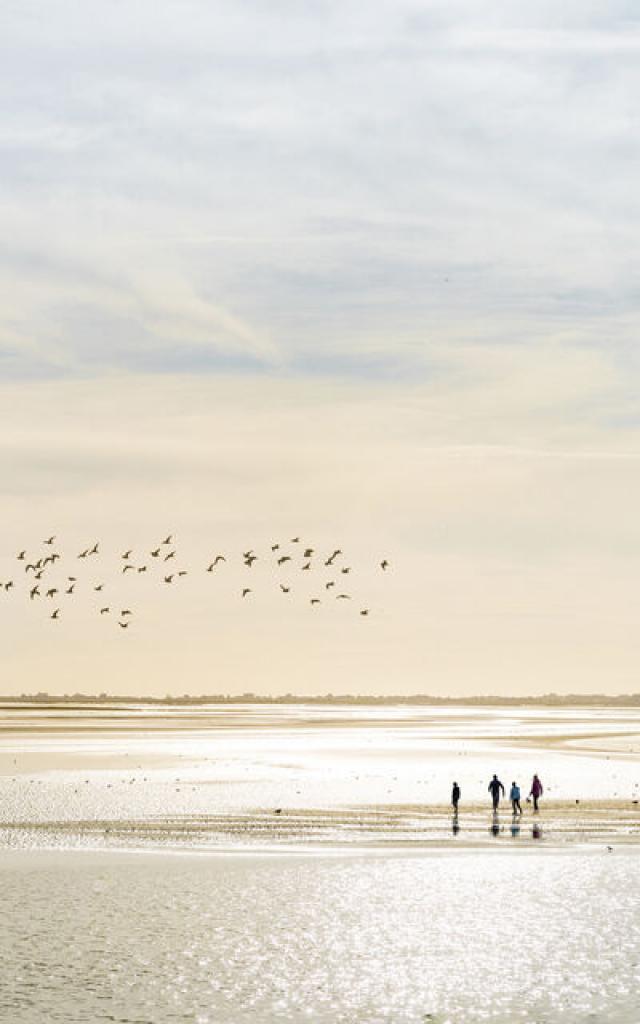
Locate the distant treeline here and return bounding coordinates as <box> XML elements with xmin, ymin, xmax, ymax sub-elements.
<box><xmin>2</xmin><ymin>692</ymin><xmax>640</xmax><ymax>707</ymax></box>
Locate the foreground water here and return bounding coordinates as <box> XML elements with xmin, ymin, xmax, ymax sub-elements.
<box><xmin>1</xmin><ymin>848</ymin><xmax>639</xmax><ymax>1024</ymax></box>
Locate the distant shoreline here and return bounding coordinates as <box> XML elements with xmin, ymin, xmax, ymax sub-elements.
<box><xmin>2</xmin><ymin>692</ymin><xmax>640</xmax><ymax>707</ymax></box>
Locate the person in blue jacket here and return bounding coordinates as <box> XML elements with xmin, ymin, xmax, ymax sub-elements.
<box><xmin>510</xmin><ymin>781</ymin><xmax>522</xmax><ymax>815</ymax></box>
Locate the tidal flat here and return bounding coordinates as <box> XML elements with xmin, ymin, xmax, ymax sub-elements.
<box><xmin>1</xmin><ymin>703</ymin><xmax>639</xmax><ymax>1022</ymax></box>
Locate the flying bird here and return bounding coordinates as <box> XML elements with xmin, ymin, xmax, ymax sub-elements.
<box><xmin>122</xmin><ymin>550</ymin><xmax>132</xmax><ymax>560</ymax></box>
<box><xmin>150</xmin><ymin>548</ymin><xmax>161</xmax><ymax>558</ymax></box>
<box><xmin>46</xmin><ymin>588</ymin><xmax>58</xmax><ymax>599</ymax></box>
<box><xmin>242</xmin><ymin>588</ymin><xmax>251</xmax><ymax>597</ymax></box>
<box><xmin>325</xmin><ymin>582</ymin><xmax>335</xmax><ymax>590</ymax></box>
<box><xmin>302</xmin><ymin>562</ymin><xmax>311</xmax><ymax>571</ymax></box>
<box><xmin>30</xmin><ymin>586</ymin><xmax>40</xmax><ymax>600</ymax></box>
<box><xmin>100</xmin><ymin>607</ymin><xmax>110</xmax><ymax>615</ymax></box>
<box><xmin>65</xmin><ymin>585</ymin><xmax>75</xmax><ymax>595</ymax></box>
<box><xmin>341</xmin><ymin>568</ymin><xmax>351</xmax><ymax>574</ymax></box>
<box><xmin>277</xmin><ymin>556</ymin><xmax>291</xmax><ymax>565</ymax></box>
<box><xmin>121</xmin><ymin>610</ymin><xmax>132</xmax><ymax>616</ymax></box>
<box><xmin>94</xmin><ymin>584</ymin><xmax>104</xmax><ymax>591</ymax></box>
<box><xmin>177</xmin><ymin>570</ymin><xmax>187</xmax><ymax>577</ymax></box>
<box><xmin>271</xmin><ymin>544</ymin><xmax>280</xmax><ymax>552</ymax></box>
<box><xmin>51</xmin><ymin>609</ymin><xmax>60</xmax><ymax>619</ymax></box>
<box><xmin>44</xmin><ymin>536</ymin><xmax>55</xmax><ymax>545</ymax></box>
<box><xmin>89</xmin><ymin>543</ymin><xmax>99</xmax><ymax>555</ymax></box>
<box><xmin>336</xmin><ymin>594</ymin><xmax>351</xmax><ymax>600</ymax></box>
<box><xmin>360</xmin><ymin>609</ymin><xmax>369</xmax><ymax>616</ymax></box>
<box><xmin>164</xmin><ymin>551</ymin><xmax>175</xmax><ymax>562</ymax></box>
<box><xmin>78</xmin><ymin>549</ymin><xmax>88</xmax><ymax>559</ymax></box>
<box><xmin>17</xmin><ymin>551</ymin><xmax>26</xmax><ymax>561</ymax></box>
<box><xmin>213</xmin><ymin>555</ymin><xmax>226</xmax><ymax>565</ymax></box>
<box><xmin>123</xmin><ymin>565</ymin><xmax>135</xmax><ymax>573</ymax></box>
<box><xmin>380</xmin><ymin>560</ymin><xmax>389</xmax><ymax>571</ymax></box>
<box><xmin>164</xmin><ymin>575</ymin><xmax>174</xmax><ymax>583</ymax></box>
<box><xmin>280</xmin><ymin>585</ymin><xmax>290</xmax><ymax>593</ymax></box>
<box><xmin>291</xmin><ymin>537</ymin><xmax>300</xmax><ymax>543</ymax></box>
<box><xmin>303</xmin><ymin>549</ymin><xmax>314</xmax><ymax>558</ymax></box>
<box><xmin>4</xmin><ymin>581</ymin><xmax>13</xmax><ymax>591</ymax></box>
<box><xmin>118</xmin><ymin>621</ymin><xmax>129</xmax><ymax>629</ymax></box>
<box><xmin>137</xmin><ymin>566</ymin><xmax>147</xmax><ymax>573</ymax></box>
<box><xmin>162</xmin><ymin>535</ymin><xmax>172</xmax><ymax>545</ymax></box>
<box><xmin>310</xmin><ymin>598</ymin><xmax>321</xmax><ymax>605</ymax></box>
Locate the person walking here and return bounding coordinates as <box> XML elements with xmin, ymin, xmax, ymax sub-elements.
<box><xmin>529</xmin><ymin>774</ymin><xmax>543</xmax><ymax>812</ymax></box>
<box><xmin>510</xmin><ymin>781</ymin><xmax>522</xmax><ymax>815</ymax></box>
<box><xmin>488</xmin><ymin>774</ymin><xmax>505</xmax><ymax>810</ymax></box>
<box><xmin>451</xmin><ymin>781</ymin><xmax>461</xmax><ymax>813</ymax></box>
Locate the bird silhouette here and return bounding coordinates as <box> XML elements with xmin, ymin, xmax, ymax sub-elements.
<box><xmin>242</xmin><ymin>588</ymin><xmax>251</xmax><ymax>597</ymax></box>
<box><xmin>380</xmin><ymin>560</ymin><xmax>389</xmax><ymax>571</ymax></box>
<box><xmin>360</xmin><ymin>609</ymin><xmax>369</xmax><ymax>616</ymax></box>
<box><xmin>123</xmin><ymin>565</ymin><xmax>135</xmax><ymax>574</ymax></box>
<box><xmin>278</xmin><ymin>556</ymin><xmax>291</xmax><ymax>565</ymax></box>
<box><xmin>51</xmin><ymin>609</ymin><xmax>60</xmax><ymax>619</ymax></box>
<box><xmin>164</xmin><ymin>575</ymin><xmax>174</xmax><ymax>583</ymax></box>
<box><xmin>44</xmin><ymin>536</ymin><xmax>55</xmax><ymax>545</ymax></box>
<box><xmin>100</xmin><ymin>607</ymin><xmax>110</xmax><ymax>614</ymax></box>
<box><xmin>244</xmin><ymin>555</ymin><xmax>257</xmax><ymax>567</ymax></box>
<box><xmin>164</xmin><ymin>552</ymin><xmax>175</xmax><ymax>562</ymax></box>
<box><xmin>336</xmin><ymin>594</ymin><xmax>351</xmax><ymax>600</ymax></box>
<box><xmin>280</xmin><ymin>585</ymin><xmax>290</xmax><ymax>593</ymax></box>
<box><xmin>4</xmin><ymin>581</ymin><xmax>13</xmax><ymax>591</ymax></box>
<box><xmin>150</xmin><ymin>548</ymin><xmax>161</xmax><ymax>558</ymax></box>
<box><xmin>341</xmin><ymin>568</ymin><xmax>351</xmax><ymax>574</ymax></box>
<box><xmin>310</xmin><ymin>598</ymin><xmax>321</xmax><ymax>605</ymax></box>
<box><xmin>162</xmin><ymin>535</ymin><xmax>172</xmax><ymax>545</ymax></box>
<box><xmin>30</xmin><ymin>586</ymin><xmax>40</xmax><ymax>600</ymax></box>
<box><xmin>122</xmin><ymin>550</ymin><xmax>132</xmax><ymax>560</ymax></box>
<box><xmin>89</xmin><ymin>543</ymin><xmax>99</xmax><ymax>555</ymax></box>
<box><xmin>78</xmin><ymin>549</ymin><xmax>88</xmax><ymax>559</ymax></box>
<box><xmin>46</xmin><ymin>588</ymin><xmax>58</xmax><ymax>599</ymax></box>
<box><xmin>302</xmin><ymin>562</ymin><xmax>311</xmax><ymax>571</ymax></box>
<box><xmin>177</xmin><ymin>570</ymin><xmax>187</xmax><ymax>577</ymax></box>
<box><xmin>118</xmin><ymin>621</ymin><xmax>129</xmax><ymax>629</ymax></box>
<box><xmin>121</xmin><ymin>610</ymin><xmax>132</xmax><ymax>616</ymax></box>
<box><xmin>65</xmin><ymin>585</ymin><xmax>75</xmax><ymax>595</ymax></box>
<box><xmin>213</xmin><ymin>555</ymin><xmax>226</xmax><ymax>565</ymax></box>
<box><xmin>137</xmin><ymin>566</ymin><xmax>147</xmax><ymax>573</ymax></box>
<box><xmin>291</xmin><ymin>537</ymin><xmax>300</xmax><ymax>543</ymax></box>
<box><xmin>325</xmin><ymin>582</ymin><xmax>335</xmax><ymax>590</ymax></box>
<box><xmin>17</xmin><ymin>551</ymin><xmax>26</xmax><ymax>561</ymax></box>
<box><xmin>271</xmin><ymin>544</ymin><xmax>280</xmax><ymax>551</ymax></box>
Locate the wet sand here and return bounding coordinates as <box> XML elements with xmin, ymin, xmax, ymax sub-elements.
<box><xmin>1</xmin><ymin>702</ymin><xmax>639</xmax><ymax>852</ymax></box>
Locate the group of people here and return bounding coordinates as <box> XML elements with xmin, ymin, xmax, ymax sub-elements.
<box><xmin>451</xmin><ymin>774</ymin><xmax>544</xmax><ymax>815</ymax></box>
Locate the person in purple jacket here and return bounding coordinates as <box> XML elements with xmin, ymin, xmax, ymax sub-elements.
<box><xmin>529</xmin><ymin>774</ymin><xmax>544</xmax><ymax>811</ymax></box>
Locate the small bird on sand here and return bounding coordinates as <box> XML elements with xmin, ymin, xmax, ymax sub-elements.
<box><xmin>94</xmin><ymin>584</ymin><xmax>104</xmax><ymax>591</ymax></box>
<box><xmin>360</xmin><ymin>609</ymin><xmax>369</xmax><ymax>616</ymax></box>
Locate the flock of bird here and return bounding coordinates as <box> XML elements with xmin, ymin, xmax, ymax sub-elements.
<box><xmin>0</xmin><ymin>534</ymin><xmax>390</xmax><ymax>629</ymax></box>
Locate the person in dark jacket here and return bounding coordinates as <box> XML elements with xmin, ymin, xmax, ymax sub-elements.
<box><xmin>529</xmin><ymin>774</ymin><xmax>543</xmax><ymax>811</ymax></box>
<box><xmin>488</xmin><ymin>774</ymin><xmax>505</xmax><ymax>810</ymax></box>
<box><xmin>451</xmin><ymin>782</ymin><xmax>461</xmax><ymax>812</ymax></box>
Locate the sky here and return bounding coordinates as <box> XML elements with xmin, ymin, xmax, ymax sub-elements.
<box><xmin>1</xmin><ymin>1</ymin><xmax>640</xmax><ymax>697</ymax></box>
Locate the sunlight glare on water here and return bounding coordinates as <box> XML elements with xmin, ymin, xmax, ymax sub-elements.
<box><xmin>1</xmin><ymin>849</ymin><xmax>639</xmax><ymax>1024</ymax></box>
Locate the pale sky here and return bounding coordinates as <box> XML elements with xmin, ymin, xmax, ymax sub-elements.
<box><xmin>1</xmin><ymin>2</ymin><xmax>640</xmax><ymax>696</ymax></box>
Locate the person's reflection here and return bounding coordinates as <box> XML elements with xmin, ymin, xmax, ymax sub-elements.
<box><xmin>532</xmin><ymin>823</ymin><xmax>542</xmax><ymax>840</ymax></box>
<box><xmin>510</xmin><ymin>818</ymin><xmax>521</xmax><ymax>838</ymax></box>
<box><xmin>489</xmin><ymin>811</ymin><xmax>501</xmax><ymax>837</ymax></box>
<box><xmin>451</xmin><ymin>810</ymin><xmax>460</xmax><ymax>836</ymax></box>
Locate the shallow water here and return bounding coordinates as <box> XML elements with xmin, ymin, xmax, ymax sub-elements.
<box><xmin>1</xmin><ymin>848</ymin><xmax>639</xmax><ymax>1024</ymax></box>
